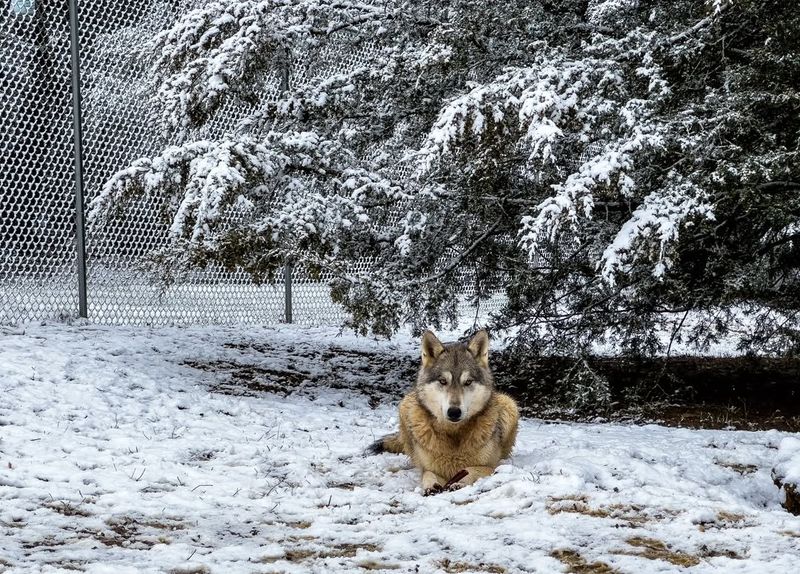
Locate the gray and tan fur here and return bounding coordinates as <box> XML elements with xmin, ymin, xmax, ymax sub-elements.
<box><xmin>368</xmin><ymin>330</ymin><xmax>519</xmax><ymax>495</ymax></box>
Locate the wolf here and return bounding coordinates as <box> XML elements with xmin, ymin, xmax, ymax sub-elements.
<box><xmin>368</xmin><ymin>329</ymin><xmax>519</xmax><ymax>495</ymax></box>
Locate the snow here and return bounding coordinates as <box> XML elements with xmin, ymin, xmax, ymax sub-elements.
<box><xmin>1</xmin><ymin>323</ymin><xmax>798</xmax><ymax>573</ymax></box>
<box><xmin>774</xmin><ymin>438</ymin><xmax>800</xmax><ymax>484</ymax></box>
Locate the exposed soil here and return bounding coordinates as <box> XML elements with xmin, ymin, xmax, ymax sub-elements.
<box><xmin>494</xmin><ymin>353</ymin><xmax>800</xmax><ymax>431</ymax></box>
<box><xmin>187</xmin><ymin>342</ymin><xmax>800</xmax><ymax>431</ymax></box>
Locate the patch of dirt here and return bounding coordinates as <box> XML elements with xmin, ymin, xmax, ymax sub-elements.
<box><xmin>551</xmin><ymin>549</ymin><xmax>619</xmax><ymax>573</ymax></box>
<box><xmin>188</xmin><ymin>342</ymin><xmax>799</xmax><ymax>431</ymax></box>
<box><xmin>437</xmin><ymin>558</ymin><xmax>507</xmax><ymax>573</ymax></box>
<box><xmin>646</xmin><ymin>405</ymin><xmax>800</xmax><ymax>433</ymax></box>
<box><xmin>186</xmin><ymin>343</ymin><xmax>415</xmax><ymax>408</ymax></box>
<box><xmin>184</xmin><ymin>359</ymin><xmax>309</xmax><ymax>397</ymax></box>
<box><xmin>496</xmin><ymin>354</ymin><xmax>800</xmax><ymax>431</ymax></box>
<box><xmin>780</xmin><ymin>482</ymin><xmax>800</xmax><ymax>515</ymax></box>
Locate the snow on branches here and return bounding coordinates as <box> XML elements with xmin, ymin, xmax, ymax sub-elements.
<box><xmin>518</xmin><ymin>119</ymin><xmax>665</xmax><ymax>256</ymax></box>
<box><xmin>416</xmin><ymin>38</ymin><xmax>695</xmax><ymax>285</ymax></box>
<box><xmin>598</xmin><ymin>180</ymin><xmax>715</xmax><ymax>284</ymax></box>
<box><xmin>151</xmin><ymin>0</ymin><xmax>387</xmax><ymax>134</ymax></box>
<box><xmin>90</xmin><ymin>131</ymin><xmax>404</xmax><ymax>254</ymax></box>
<box><xmin>417</xmin><ymin>57</ymin><xmax>625</xmax><ymax>173</ymax></box>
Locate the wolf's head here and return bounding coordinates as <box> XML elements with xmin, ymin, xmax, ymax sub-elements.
<box><xmin>415</xmin><ymin>330</ymin><xmax>494</xmax><ymax>425</ymax></box>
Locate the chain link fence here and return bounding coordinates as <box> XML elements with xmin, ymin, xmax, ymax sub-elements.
<box><xmin>1</xmin><ymin>0</ymin><xmax>79</xmax><ymax>321</ymax></box>
<box><xmin>0</xmin><ymin>0</ymin><xmax>505</xmax><ymax>327</ymax></box>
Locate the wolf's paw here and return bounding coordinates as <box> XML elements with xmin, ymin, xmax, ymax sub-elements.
<box><xmin>445</xmin><ymin>482</ymin><xmax>466</xmax><ymax>492</ymax></box>
<box><xmin>423</xmin><ymin>484</ymin><xmax>444</xmax><ymax>496</ymax></box>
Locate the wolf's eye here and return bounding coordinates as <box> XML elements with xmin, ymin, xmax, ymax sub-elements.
<box><xmin>438</xmin><ymin>379</ymin><xmax>448</xmax><ymax>386</ymax></box>
<box><xmin>464</xmin><ymin>380</ymin><xmax>473</xmax><ymax>387</ymax></box>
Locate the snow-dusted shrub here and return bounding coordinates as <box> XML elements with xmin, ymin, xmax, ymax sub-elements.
<box><xmin>552</xmin><ymin>359</ymin><xmax>612</xmax><ymax>415</ymax></box>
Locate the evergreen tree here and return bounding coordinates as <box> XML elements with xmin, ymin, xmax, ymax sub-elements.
<box><xmin>90</xmin><ymin>0</ymin><xmax>800</xmax><ymax>354</ymax></box>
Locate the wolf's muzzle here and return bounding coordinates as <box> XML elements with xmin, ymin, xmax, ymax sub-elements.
<box><xmin>447</xmin><ymin>407</ymin><xmax>462</xmax><ymax>422</ymax></box>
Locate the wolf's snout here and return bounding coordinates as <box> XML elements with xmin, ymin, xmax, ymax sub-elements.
<box><xmin>447</xmin><ymin>406</ymin><xmax>462</xmax><ymax>422</ymax></box>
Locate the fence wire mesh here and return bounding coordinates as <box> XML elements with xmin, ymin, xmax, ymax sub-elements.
<box><xmin>0</xmin><ymin>0</ymin><xmax>78</xmax><ymax>323</ymax></box>
<box><xmin>0</xmin><ymin>0</ymin><xmax>505</xmax><ymax>327</ymax></box>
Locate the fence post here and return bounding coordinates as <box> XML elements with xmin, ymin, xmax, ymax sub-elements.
<box><xmin>68</xmin><ymin>0</ymin><xmax>88</xmax><ymax>318</ymax></box>
<box><xmin>280</xmin><ymin>48</ymin><xmax>292</xmax><ymax>324</ymax></box>
<box><xmin>283</xmin><ymin>260</ymin><xmax>293</xmax><ymax>323</ymax></box>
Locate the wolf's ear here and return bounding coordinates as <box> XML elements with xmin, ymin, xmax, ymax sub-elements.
<box><xmin>467</xmin><ymin>330</ymin><xmax>490</xmax><ymax>368</ymax></box>
<box><xmin>421</xmin><ymin>330</ymin><xmax>445</xmax><ymax>368</ymax></box>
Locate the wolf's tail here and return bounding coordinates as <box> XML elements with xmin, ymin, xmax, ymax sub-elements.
<box><xmin>366</xmin><ymin>432</ymin><xmax>403</xmax><ymax>455</ymax></box>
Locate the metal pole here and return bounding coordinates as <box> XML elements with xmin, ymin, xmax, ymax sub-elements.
<box><xmin>68</xmin><ymin>0</ymin><xmax>88</xmax><ymax>318</ymax></box>
<box><xmin>280</xmin><ymin>48</ymin><xmax>292</xmax><ymax>324</ymax></box>
<box><xmin>283</xmin><ymin>260</ymin><xmax>293</xmax><ymax>323</ymax></box>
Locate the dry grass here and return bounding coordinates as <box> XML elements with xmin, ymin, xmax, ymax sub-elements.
<box><xmin>357</xmin><ymin>560</ymin><xmax>401</xmax><ymax>570</ymax></box>
<box><xmin>43</xmin><ymin>500</ymin><xmax>93</xmax><ymax>518</ymax></box>
<box><xmin>37</xmin><ymin>561</ymin><xmax>86</xmax><ymax>572</ymax></box>
<box><xmin>716</xmin><ymin>511</ymin><xmax>746</xmax><ymax>523</ymax></box>
<box><xmin>697</xmin><ymin>510</ymin><xmax>748</xmax><ymax>532</ymax></box>
<box><xmin>167</xmin><ymin>567</ymin><xmax>211</xmax><ymax>574</ymax></box>
<box><xmin>546</xmin><ymin>496</ymin><xmax>650</xmax><ymax>526</ymax></box>
<box><xmin>20</xmin><ymin>535</ymin><xmax>70</xmax><ymax>550</ymax></box>
<box><xmin>551</xmin><ymin>549</ymin><xmax>619</xmax><ymax>573</ymax></box>
<box><xmin>19</xmin><ymin>515</ymin><xmax>183</xmax><ymax>561</ymax></box>
<box><xmin>437</xmin><ymin>558</ymin><xmax>507</xmax><ymax>573</ymax></box>
<box><xmin>0</xmin><ymin>516</ymin><xmax>26</xmax><ymax>529</ymax></box>
<box><xmin>284</xmin><ymin>520</ymin><xmax>312</xmax><ymax>529</ymax></box>
<box><xmin>282</xmin><ymin>549</ymin><xmax>317</xmax><ymax>561</ymax></box>
<box><xmin>258</xmin><ymin>542</ymin><xmax>381</xmax><ymax>563</ymax></box>
<box><xmin>715</xmin><ymin>461</ymin><xmax>758</xmax><ymax>475</ymax></box>
<box><xmin>85</xmin><ymin>516</ymin><xmax>184</xmax><ymax>548</ymax></box>
<box><xmin>622</xmin><ymin>536</ymin><xmax>700</xmax><ymax>566</ymax></box>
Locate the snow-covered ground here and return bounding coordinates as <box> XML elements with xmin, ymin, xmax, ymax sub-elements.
<box><xmin>1</xmin><ymin>323</ymin><xmax>798</xmax><ymax>573</ymax></box>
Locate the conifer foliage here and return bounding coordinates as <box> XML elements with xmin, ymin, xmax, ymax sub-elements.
<box><xmin>91</xmin><ymin>0</ymin><xmax>800</xmax><ymax>353</ymax></box>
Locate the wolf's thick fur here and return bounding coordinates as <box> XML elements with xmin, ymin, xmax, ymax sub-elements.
<box><xmin>368</xmin><ymin>330</ymin><xmax>519</xmax><ymax>494</ymax></box>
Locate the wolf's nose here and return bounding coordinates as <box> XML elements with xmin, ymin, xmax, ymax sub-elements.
<box><xmin>447</xmin><ymin>407</ymin><xmax>462</xmax><ymax>421</ymax></box>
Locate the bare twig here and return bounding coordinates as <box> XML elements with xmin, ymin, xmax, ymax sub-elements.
<box><xmin>445</xmin><ymin>469</ymin><xmax>469</xmax><ymax>488</ymax></box>
<box><xmin>400</xmin><ymin>219</ymin><xmax>503</xmax><ymax>288</ymax></box>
